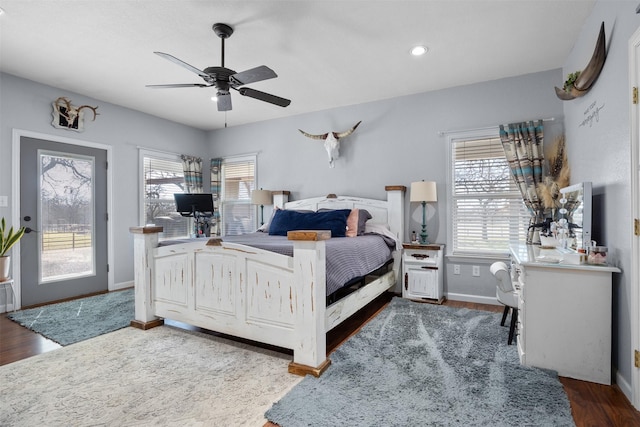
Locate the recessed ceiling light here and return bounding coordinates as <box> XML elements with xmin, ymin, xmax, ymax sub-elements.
<box><xmin>410</xmin><ymin>45</ymin><xmax>428</xmax><ymax>56</ymax></box>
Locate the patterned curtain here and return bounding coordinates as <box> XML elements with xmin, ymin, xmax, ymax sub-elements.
<box><xmin>210</xmin><ymin>158</ymin><xmax>223</xmax><ymax>236</ymax></box>
<box><xmin>499</xmin><ymin>120</ymin><xmax>545</xmax><ymax>243</ymax></box>
<box><xmin>180</xmin><ymin>155</ymin><xmax>203</xmax><ymax>193</ymax></box>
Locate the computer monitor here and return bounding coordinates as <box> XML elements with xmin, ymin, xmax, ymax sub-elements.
<box><xmin>174</xmin><ymin>193</ymin><xmax>214</xmax><ymax>217</ymax></box>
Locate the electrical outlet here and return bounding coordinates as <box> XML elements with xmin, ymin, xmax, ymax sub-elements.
<box><xmin>0</xmin><ymin>196</ymin><xmax>7</xmax><ymax>207</ymax></box>
<box><xmin>453</xmin><ymin>264</ymin><xmax>461</xmax><ymax>275</ymax></box>
<box><xmin>472</xmin><ymin>265</ymin><xmax>480</xmax><ymax>277</ymax></box>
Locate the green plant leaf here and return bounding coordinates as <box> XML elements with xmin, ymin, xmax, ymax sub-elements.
<box><xmin>0</xmin><ymin>218</ymin><xmax>26</xmax><ymax>257</ymax></box>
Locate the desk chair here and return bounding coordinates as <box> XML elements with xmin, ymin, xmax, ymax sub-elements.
<box><xmin>490</xmin><ymin>261</ymin><xmax>518</xmax><ymax>345</ymax></box>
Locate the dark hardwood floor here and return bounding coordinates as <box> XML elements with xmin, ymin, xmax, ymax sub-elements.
<box><xmin>2</xmin><ymin>293</ymin><xmax>640</xmax><ymax>426</ymax></box>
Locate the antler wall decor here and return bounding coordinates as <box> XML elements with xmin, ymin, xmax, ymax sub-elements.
<box><xmin>554</xmin><ymin>22</ymin><xmax>607</xmax><ymax>101</ymax></box>
<box><xmin>51</xmin><ymin>97</ymin><xmax>99</xmax><ymax>132</ymax></box>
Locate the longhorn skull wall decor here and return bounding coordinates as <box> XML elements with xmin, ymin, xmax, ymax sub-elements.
<box><xmin>298</xmin><ymin>121</ymin><xmax>362</xmax><ymax>168</ymax></box>
<box><xmin>51</xmin><ymin>97</ymin><xmax>99</xmax><ymax>132</ymax></box>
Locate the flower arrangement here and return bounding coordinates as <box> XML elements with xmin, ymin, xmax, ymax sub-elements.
<box><xmin>536</xmin><ymin>135</ymin><xmax>570</xmax><ymax>210</ymax></box>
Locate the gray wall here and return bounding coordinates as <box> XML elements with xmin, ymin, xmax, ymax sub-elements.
<box><xmin>0</xmin><ymin>73</ymin><xmax>209</xmax><ymax>287</ymax></box>
<box><xmin>208</xmin><ymin>69</ymin><xmax>565</xmax><ymax>303</ymax></box>
<box><xmin>561</xmin><ymin>1</ymin><xmax>638</xmax><ymax>396</ymax></box>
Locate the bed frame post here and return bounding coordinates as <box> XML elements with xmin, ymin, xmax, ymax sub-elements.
<box><xmin>287</xmin><ymin>230</ymin><xmax>332</xmax><ymax>377</ymax></box>
<box><xmin>272</xmin><ymin>190</ymin><xmax>290</xmax><ymax>209</ymax></box>
<box><xmin>129</xmin><ymin>226</ymin><xmax>164</xmax><ymax>330</ymax></box>
<box><xmin>385</xmin><ymin>185</ymin><xmax>406</xmax><ymax>294</ymax></box>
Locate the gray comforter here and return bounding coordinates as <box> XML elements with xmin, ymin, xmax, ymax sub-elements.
<box><xmin>160</xmin><ymin>232</ymin><xmax>395</xmax><ymax>296</ymax></box>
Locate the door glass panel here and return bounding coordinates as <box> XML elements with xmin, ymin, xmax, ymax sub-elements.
<box><xmin>39</xmin><ymin>151</ymin><xmax>95</xmax><ymax>283</ymax></box>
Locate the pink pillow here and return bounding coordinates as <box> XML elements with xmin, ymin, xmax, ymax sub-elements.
<box><xmin>346</xmin><ymin>208</ymin><xmax>359</xmax><ymax>237</ymax></box>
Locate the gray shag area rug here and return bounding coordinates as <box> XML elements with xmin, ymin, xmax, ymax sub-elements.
<box><xmin>0</xmin><ymin>325</ymin><xmax>302</xmax><ymax>426</ymax></box>
<box><xmin>6</xmin><ymin>288</ymin><xmax>133</xmax><ymax>345</ymax></box>
<box><xmin>266</xmin><ymin>297</ymin><xmax>575</xmax><ymax>426</ymax></box>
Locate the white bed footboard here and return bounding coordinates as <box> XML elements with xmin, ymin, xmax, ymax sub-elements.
<box><xmin>130</xmin><ymin>186</ymin><xmax>405</xmax><ymax>376</ymax></box>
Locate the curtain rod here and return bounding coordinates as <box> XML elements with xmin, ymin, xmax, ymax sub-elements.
<box><xmin>436</xmin><ymin>117</ymin><xmax>557</xmax><ymax>137</ymax></box>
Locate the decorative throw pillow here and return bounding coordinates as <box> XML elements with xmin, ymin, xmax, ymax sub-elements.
<box><xmin>356</xmin><ymin>209</ymin><xmax>373</xmax><ymax>235</ymax></box>
<box><xmin>268</xmin><ymin>209</ymin><xmax>351</xmax><ymax>237</ymax></box>
<box><xmin>346</xmin><ymin>209</ymin><xmax>360</xmax><ymax>237</ymax></box>
<box><xmin>320</xmin><ymin>208</ymin><xmax>373</xmax><ymax>237</ymax></box>
<box><xmin>257</xmin><ymin>208</ymin><xmax>313</xmax><ymax>233</ymax></box>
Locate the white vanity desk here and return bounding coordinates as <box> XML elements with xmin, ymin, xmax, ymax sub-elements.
<box><xmin>510</xmin><ymin>243</ymin><xmax>621</xmax><ymax>385</ymax></box>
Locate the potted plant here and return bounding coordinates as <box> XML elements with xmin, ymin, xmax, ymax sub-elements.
<box><xmin>0</xmin><ymin>218</ymin><xmax>25</xmax><ymax>281</ymax></box>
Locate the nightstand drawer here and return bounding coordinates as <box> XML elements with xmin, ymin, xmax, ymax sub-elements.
<box><xmin>403</xmin><ymin>249</ymin><xmax>439</xmax><ymax>266</ymax></box>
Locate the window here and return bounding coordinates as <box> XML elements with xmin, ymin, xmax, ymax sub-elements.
<box><xmin>220</xmin><ymin>154</ymin><xmax>257</xmax><ymax>236</ymax></box>
<box><xmin>448</xmin><ymin>131</ymin><xmax>529</xmax><ymax>256</ymax></box>
<box><xmin>140</xmin><ymin>151</ymin><xmax>189</xmax><ymax>239</ymax></box>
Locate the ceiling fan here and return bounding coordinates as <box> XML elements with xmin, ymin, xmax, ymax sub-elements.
<box><xmin>146</xmin><ymin>23</ymin><xmax>291</xmax><ymax>112</ymax></box>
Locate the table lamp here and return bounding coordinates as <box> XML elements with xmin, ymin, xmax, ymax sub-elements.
<box><xmin>251</xmin><ymin>189</ymin><xmax>272</xmax><ymax>226</ymax></box>
<box><xmin>410</xmin><ymin>181</ymin><xmax>437</xmax><ymax>244</ymax></box>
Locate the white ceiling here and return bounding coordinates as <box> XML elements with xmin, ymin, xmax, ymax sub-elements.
<box><xmin>0</xmin><ymin>1</ymin><xmax>595</xmax><ymax>131</ymax></box>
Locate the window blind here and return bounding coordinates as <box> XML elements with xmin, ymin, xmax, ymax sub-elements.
<box><xmin>451</xmin><ymin>137</ymin><xmax>529</xmax><ymax>255</ymax></box>
<box><xmin>142</xmin><ymin>155</ymin><xmax>189</xmax><ymax>239</ymax></box>
<box><xmin>221</xmin><ymin>157</ymin><xmax>256</xmax><ymax>235</ymax></box>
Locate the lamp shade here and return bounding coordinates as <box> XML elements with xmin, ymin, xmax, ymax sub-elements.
<box><xmin>251</xmin><ymin>189</ymin><xmax>272</xmax><ymax>206</ymax></box>
<box><xmin>410</xmin><ymin>181</ymin><xmax>437</xmax><ymax>203</ymax></box>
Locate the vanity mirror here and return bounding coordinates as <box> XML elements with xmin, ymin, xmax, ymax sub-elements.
<box><xmin>559</xmin><ymin>182</ymin><xmax>592</xmax><ymax>250</ymax></box>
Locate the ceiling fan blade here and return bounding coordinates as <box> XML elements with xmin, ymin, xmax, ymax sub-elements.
<box><xmin>237</xmin><ymin>87</ymin><xmax>291</xmax><ymax>107</ymax></box>
<box><xmin>154</xmin><ymin>52</ymin><xmax>210</xmax><ymax>78</ymax></box>
<box><xmin>146</xmin><ymin>83</ymin><xmax>213</xmax><ymax>88</ymax></box>
<box><xmin>230</xmin><ymin>65</ymin><xmax>277</xmax><ymax>86</ymax></box>
<box><xmin>217</xmin><ymin>93</ymin><xmax>232</xmax><ymax>111</ymax></box>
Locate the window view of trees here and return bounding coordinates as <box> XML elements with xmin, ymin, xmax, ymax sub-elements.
<box><xmin>143</xmin><ymin>156</ymin><xmax>189</xmax><ymax>239</ymax></box>
<box><xmin>40</xmin><ymin>153</ymin><xmax>94</xmax><ymax>280</ymax></box>
<box><xmin>451</xmin><ymin>137</ymin><xmax>528</xmax><ymax>255</ymax></box>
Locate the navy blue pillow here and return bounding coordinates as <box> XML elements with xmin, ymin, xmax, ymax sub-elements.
<box><xmin>268</xmin><ymin>209</ymin><xmax>351</xmax><ymax>237</ymax></box>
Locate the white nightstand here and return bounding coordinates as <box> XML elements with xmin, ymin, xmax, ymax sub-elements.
<box><xmin>402</xmin><ymin>243</ymin><xmax>445</xmax><ymax>304</ymax></box>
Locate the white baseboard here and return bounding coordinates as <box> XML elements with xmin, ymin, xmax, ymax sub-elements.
<box><xmin>111</xmin><ymin>281</ymin><xmax>134</xmax><ymax>291</ymax></box>
<box><xmin>446</xmin><ymin>292</ymin><xmax>500</xmax><ymax>306</ymax></box>
<box><xmin>616</xmin><ymin>368</ymin><xmax>634</xmax><ymax>406</ymax></box>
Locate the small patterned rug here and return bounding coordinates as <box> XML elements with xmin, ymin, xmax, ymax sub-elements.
<box><xmin>6</xmin><ymin>289</ymin><xmax>133</xmax><ymax>345</ymax></box>
<box><xmin>266</xmin><ymin>297</ymin><xmax>575</xmax><ymax>426</ymax></box>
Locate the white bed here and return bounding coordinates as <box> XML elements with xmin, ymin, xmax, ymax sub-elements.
<box><xmin>129</xmin><ymin>185</ymin><xmax>405</xmax><ymax>376</ymax></box>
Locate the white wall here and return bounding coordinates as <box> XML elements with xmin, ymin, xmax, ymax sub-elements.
<box><xmin>0</xmin><ymin>73</ymin><xmax>210</xmax><ymax>287</ymax></box>
<box><xmin>561</xmin><ymin>1</ymin><xmax>639</xmax><ymax>398</ymax></box>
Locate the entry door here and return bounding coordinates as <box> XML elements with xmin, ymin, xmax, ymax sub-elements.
<box><xmin>19</xmin><ymin>137</ymin><xmax>108</xmax><ymax>307</ymax></box>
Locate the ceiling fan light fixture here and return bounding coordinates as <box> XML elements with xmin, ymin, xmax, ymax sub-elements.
<box><xmin>410</xmin><ymin>45</ymin><xmax>428</xmax><ymax>56</ymax></box>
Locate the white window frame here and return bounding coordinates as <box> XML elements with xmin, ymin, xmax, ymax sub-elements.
<box><xmin>446</xmin><ymin>128</ymin><xmax>529</xmax><ymax>257</ymax></box>
<box><xmin>220</xmin><ymin>153</ymin><xmax>258</xmax><ymax>236</ymax></box>
<box><xmin>138</xmin><ymin>149</ymin><xmax>189</xmax><ymax>239</ymax></box>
